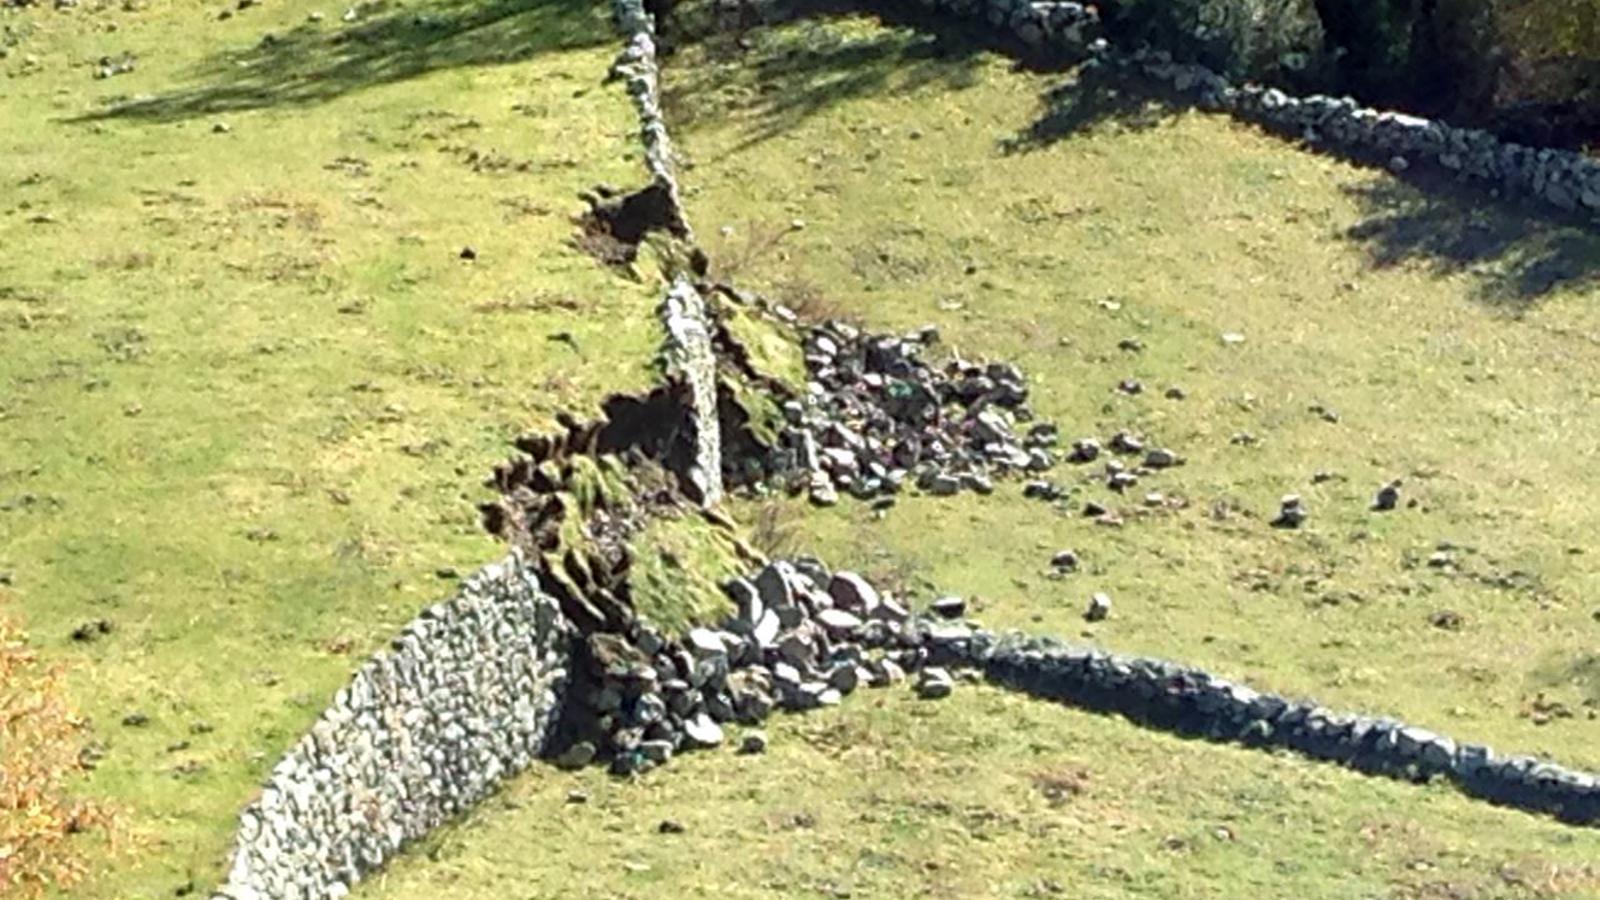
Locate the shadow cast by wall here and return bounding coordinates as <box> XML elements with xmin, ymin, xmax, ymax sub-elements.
<box><xmin>1000</xmin><ymin>61</ymin><xmax>1600</xmax><ymax>307</ymax></box>
<box><xmin>999</xmin><ymin>60</ymin><xmax>1179</xmax><ymax>154</ymax></box>
<box><xmin>75</xmin><ymin>0</ymin><xmax>610</xmax><ymax>124</ymax></box>
<box><xmin>662</xmin><ymin>0</ymin><xmax>1074</xmax><ymax>154</ymax></box>
<box><xmin>1341</xmin><ymin>175</ymin><xmax>1600</xmax><ymax>310</ymax></box>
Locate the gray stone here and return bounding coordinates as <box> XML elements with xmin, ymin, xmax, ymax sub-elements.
<box><xmin>828</xmin><ymin>571</ymin><xmax>881</xmax><ymax>615</ymax></box>
<box><xmin>776</xmin><ymin>631</ymin><xmax>816</xmax><ymax>667</ymax></box>
<box><xmin>686</xmin><ymin>627</ymin><xmax>725</xmax><ymax>659</ymax></box>
<box><xmin>1144</xmin><ymin>448</ymin><xmax>1180</xmax><ymax>469</ymax></box>
<box><xmin>739</xmin><ymin>731</ymin><xmax>768</xmax><ymax>754</ymax></box>
<box><xmin>871</xmin><ymin>596</ymin><xmax>910</xmax><ymax>624</ymax></box>
<box><xmin>639</xmin><ymin>740</ymin><xmax>674</xmax><ymax>764</ymax></box>
<box><xmin>1272</xmin><ymin>494</ymin><xmax>1307</xmax><ymax>529</ymax></box>
<box><xmin>930</xmin><ymin>595</ymin><xmax>966</xmax><ymax>618</ymax></box>
<box><xmin>916</xmin><ymin>667</ymin><xmax>955</xmax><ymax>699</ymax></box>
<box><xmin>874</xmin><ymin>658</ymin><xmax>907</xmax><ymax>686</ymax></box>
<box><xmin>1085</xmin><ymin>592</ymin><xmax>1112</xmax><ymax>622</ymax></box>
<box><xmin>816</xmin><ymin>608</ymin><xmax>863</xmax><ymax>637</ymax></box>
<box><xmin>682</xmin><ymin>713</ymin><xmax>724</xmax><ymax>749</ymax></box>
<box><xmin>751</xmin><ymin>609</ymin><xmax>782</xmax><ymax>649</ymax></box>
<box><xmin>754</xmin><ymin>561</ymin><xmax>799</xmax><ymax>610</ymax></box>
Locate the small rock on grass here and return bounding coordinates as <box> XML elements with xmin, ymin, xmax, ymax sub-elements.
<box><xmin>929</xmin><ymin>595</ymin><xmax>966</xmax><ymax>619</ymax></box>
<box><xmin>1372</xmin><ymin>479</ymin><xmax>1402</xmax><ymax>511</ymax></box>
<box><xmin>1271</xmin><ymin>494</ymin><xmax>1307</xmax><ymax>529</ymax></box>
<box><xmin>1084</xmin><ymin>592</ymin><xmax>1111</xmax><ymax>622</ymax></box>
<box><xmin>740</xmin><ymin>731</ymin><xmax>768</xmax><ymax>754</ymax></box>
<box><xmin>555</xmin><ymin>741</ymin><xmax>597</xmax><ymax>771</ymax></box>
<box><xmin>658</xmin><ymin>819</ymin><xmax>686</xmax><ymax>834</ymax></box>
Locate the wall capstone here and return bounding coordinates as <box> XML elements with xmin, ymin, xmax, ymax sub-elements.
<box><xmin>658</xmin><ymin>276</ymin><xmax>724</xmax><ymax>506</ymax></box>
<box><xmin>612</xmin><ymin>0</ymin><xmax>694</xmax><ymax>241</ymax></box>
<box><xmin>212</xmin><ymin>556</ymin><xmax>571</xmax><ymax>900</ymax></box>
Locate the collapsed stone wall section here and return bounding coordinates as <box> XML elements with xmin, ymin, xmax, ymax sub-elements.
<box><xmin>213</xmin><ymin>557</ymin><xmax>571</xmax><ymax>900</ymax></box>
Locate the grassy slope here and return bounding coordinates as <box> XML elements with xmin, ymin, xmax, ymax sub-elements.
<box><xmin>0</xmin><ymin>0</ymin><xmax>660</xmax><ymax>894</ymax></box>
<box><xmin>367</xmin><ymin>12</ymin><xmax>1600</xmax><ymax>899</ymax></box>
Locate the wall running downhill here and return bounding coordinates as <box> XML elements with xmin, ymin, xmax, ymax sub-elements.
<box><xmin>212</xmin><ymin>558</ymin><xmax>571</xmax><ymax>900</ymax></box>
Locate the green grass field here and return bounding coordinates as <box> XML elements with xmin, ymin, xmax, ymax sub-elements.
<box><xmin>1</xmin><ymin>0</ymin><xmax>664</xmax><ymax>893</ymax></box>
<box><xmin>369</xmin><ymin>11</ymin><xmax>1600</xmax><ymax>899</ymax></box>
<box><xmin>9</xmin><ymin>1</ymin><xmax>1600</xmax><ymax>897</ymax></box>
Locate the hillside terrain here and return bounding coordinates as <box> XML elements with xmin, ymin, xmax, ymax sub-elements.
<box><xmin>5</xmin><ymin>1</ymin><xmax>1600</xmax><ymax>898</ymax></box>
<box><xmin>1</xmin><ymin>0</ymin><xmax>657</xmax><ymax>893</ymax></box>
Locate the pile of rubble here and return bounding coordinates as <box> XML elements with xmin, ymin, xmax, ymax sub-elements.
<box><xmin>558</xmin><ymin>555</ymin><xmax>1600</xmax><ymax>825</ymax></box>
<box><xmin>751</xmin><ymin>318</ymin><xmax>1182</xmax><ymax>511</ymax></box>
<box><xmin>557</xmin><ymin>557</ymin><xmax>983</xmax><ymax>774</ymax></box>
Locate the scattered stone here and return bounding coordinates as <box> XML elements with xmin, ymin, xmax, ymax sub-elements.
<box><xmin>554</xmin><ymin>741</ymin><xmax>596</xmax><ymax>771</ymax></box>
<box><xmin>1372</xmin><ymin>479</ymin><xmax>1402</xmax><ymax>511</ymax></box>
<box><xmin>1220</xmin><ymin>332</ymin><xmax>1245</xmax><ymax>345</ymax></box>
<box><xmin>1068</xmin><ymin>438</ymin><xmax>1102</xmax><ymax>463</ymax></box>
<box><xmin>1085</xmin><ymin>592</ymin><xmax>1112</xmax><ymax>622</ymax></box>
<box><xmin>1309</xmin><ymin>403</ymin><xmax>1340</xmax><ymax>424</ymax></box>
<box><xmin>1109</xmin><ymin>432</ymin><xmax>1143</xmax><ymax>454</ymax></box>
<box><xmin>1429</xmin><ymin>610</ymin><xmax>1464</xmax><ymax>631</ymax></box>
<box><xmin>567</xmin><ymin>789</ymin><xmax>589</xmax><ymax>804</ymax></box>
<box><xmin>1051</xmin><ymin>549</ymin><xmax>1079</xmax><ymax>571</ymax></box>
<box><xmin>1271</xmin><ymin>494</ymin><xmax>1307</xmax><ymax>529</ymax></box>
<box><xmin>682</xmin><ymin>712</ymin><xmax>724</xmax><ymax>748</ymax></box>
<box><xmin>1163</xmin><ymin>386</ymin><xmax>1186</xmax><ymax>400</ymax></box>
<box><xmin>121</xmin><ymin>712</ymin><xmax>149</xmax><ymax>728</ymax></box>
<box><xmin>1117</xmin><ymin>338</ymin><xmax>1144</xmax><ymax>352</ymax></box>
<box><xmin>916</xmin><ymin>667</ymin><xmax>954</xmax><ymax>699</ymax></box>
<box><xmin>1388</xmin><ymin>155</ymin><xmax>1410</xmax><ymax>173</ymax></box>
<box><xmin>657</xmin><ymin>819</ymin><xmax>686</xmax><ymax>834</ymax></box>
<box><xmin>70</xmin><ymin>618</ymin><xmax>113</xmax><ymax>642</ymax></box>
<box><xmin>1143</xmin><ymin>448</ymin><xmax>1180</xmax><ymax>469</ymax></box>
<box><xmin>815</xmin><ymin>607</ymin><xmax>862</xmax><ymax>637</ymax></box>
<box><xmin>1116</xmin><ymin>379</ymin><xmax>1143</xmax><ymax>395</ymax></box>
<box><xmin>828</xmin><ymin>572</ymin><xmax>880</xmax><ymax>614</ymax></box>
<box><xmin>929</xmin><ymin>596</ymin><xmax>966</xmax><ymax>619</ymax></box>
<box><xmin>739</xmin><ymin>731</ymin><xmax>768</xmax><ymax>754</ymax></box>
<box><xmin>459</xmin><ymin>246</ymin><xmax>478</xmax><ymax>261</ymax></box>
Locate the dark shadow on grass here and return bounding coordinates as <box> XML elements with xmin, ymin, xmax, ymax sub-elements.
<box><xmin>998</xmin><ymin>60</ymin><xmax>1600</xmax><ymax>306</ymax></box>
<box><xmin>73</xmin><ymin>0</ymin><xmax>610</xmax><ymax>123</ymax></box>
<box><xmin>1340</xmin><ymin>173</ymin><xmax>1600</xmax><ymax>310</ymax></box>
<box><xmin>999</xmin><ymin>60</ymin><xmax>1180</xmax><ymax>154</ymax></box>
<box><xmin>661</xmin><ymin>0</ymin><xmax>1081</xmax><ymax>154</ymax></box>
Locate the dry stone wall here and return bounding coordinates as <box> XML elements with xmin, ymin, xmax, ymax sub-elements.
<box><xmin>912</xmin><ymin>0</ymin><xmax>1101</xmax><ymax>52</ymax></box>
<box><xmin>966</xmin><ymin>631</ymin><xmax>1600</xmax><ymax>824</ymax></box>
<box><xmin>658</xmin><ymin>276</ymin><xmax>724</xmax><ymax>506</ymax></box>
<box><xmin>898</xmin><ymin>0</ymin><xmax>1599</xmax><ymax>218</ymax></box>
<box><xmin>1127</xmin><ymin>49</ymin><xmax>1600</xmax><ymax>217</ymax></box>
<box><xmin>212</xmin><ymin>558</ymin><xmax>571</xmax><ymax>900</ymax></box>
<box><xmin>612</xmin><ymin>0</ymin><xmax>693</xmax><ymax>242</ymax></box>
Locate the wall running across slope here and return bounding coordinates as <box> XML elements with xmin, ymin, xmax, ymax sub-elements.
<box><xmin>212</xmin><ymin>558</ymin><xmax>571</xmax><ymax>900</ymax></box>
